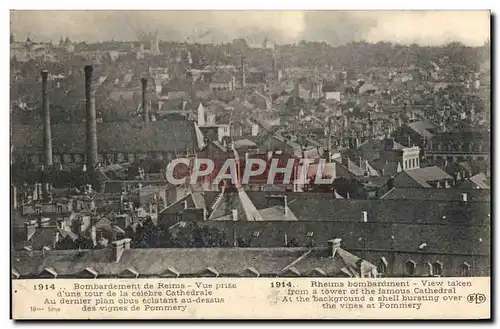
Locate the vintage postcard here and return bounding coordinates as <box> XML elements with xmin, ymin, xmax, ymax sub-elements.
<box><xmin>10</xmin><ymin>10</ymin><xmax>491</xmax><ymax>320</ymax></box>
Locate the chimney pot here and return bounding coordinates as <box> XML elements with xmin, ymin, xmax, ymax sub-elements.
<box><xmin>91</xmin><ymin>226</ymin><xmax>97</xmax><ymax>246</ymax></box>
<box><xmin>111</xmin><ymin>238</ymin><xmax>131</xmax><ymax>262</ymax></box>
<box><xmin>362</xmin><ymin>211</ymin><xmax>368</xmax><ymax>223</ymax></box>
<box><xmin>327</xmin><ymin>238</ymin><xmax>342</xmax><ymax>257</ymax></box>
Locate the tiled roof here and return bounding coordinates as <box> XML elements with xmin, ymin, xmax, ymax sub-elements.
<box><xmin>401</xmin><ymin>166</ymin><xmax>453</xmax><ymax>188</ymax></box>
<box><xmin>334</xmin><ymin>158</ymin><xmax>365</xmax><ymax>176</ymax></box>
<box><xmin>28</xmin><ymin>226</ymin><xmax>59</xmax><ymax>250</ymax></box>
<box><xmin>371</xmin><ymin>160</ymin><xmax>401</xmax><ymax>177</ymax></box>
<box><xmin>12</xmin><ymin>246</ymin><xmax>373</xmax><ymax>278</ymax></box>
<box><xmin>243</xmin><ymin>192</ymin><xmax>489</xmax><ymax>225</ymax></box>
<box><xmin>12</xmin><ymin>120</ymin><xmax>201</xmax><ymax>155</ymax></box>
<box><xmin>201</xmin><ymin>217</ymin><xmax>489</xmax><ymax>256</ymax></box>
<box><xmin>407</xmin><ymin>121</ymin><xmax>434</xmax><ymax>139</ymax></box>
<box><xmin>381</xmin><ymin>187</ymin><xmax>491</xmax><ymax>202</ymax></box>
<box><xmin>468</xmin><ymin>173</ymin><xmax>491</xmax><ymax>189</ymax></box>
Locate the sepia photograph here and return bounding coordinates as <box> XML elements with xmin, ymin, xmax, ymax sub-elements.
<box><xmin>9</xmin><ymin>9</ymin><xmax>491</xmax><ymax>319</ymax></box>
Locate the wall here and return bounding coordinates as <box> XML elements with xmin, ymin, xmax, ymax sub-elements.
<box><xmin>325</xmin><ymin>91</ymin><xmax>341</xmax><ymax>101</ymax></box>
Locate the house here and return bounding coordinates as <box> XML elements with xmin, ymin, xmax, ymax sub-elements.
<box><xmin>322</xmin><ymin>82</ymin><xmax>343</xmax><ymax>101</ymax></box>
<box><xmin>12</xmin><ymin>119</ymin><xmax>204</xmax><ymax>165</ymax></box>
<box><xmin>209</xmin><ymin>71</ymin><xmax>235</xmax><ymax>92</ymax></box>
<box><xmin>247</xmin><ymin>91</ymin><xmax>272</xmax><ymax>110</ymax></box>
<box><xmin>335</xmin><ymin>155</ymin><xmax>379</xmax><ymax>178</ymax></box>
<box><xmin>392</xmin><ymin>166</ymin><xmax>454</xmax><ymax>188</ymax></box>
<box><xmin>425</xmin><ymin>131</ymin><xmax>490</xmax><ymax>164</ymax></box>
<box><xmin>457</xmin><ymin>173</ymin><xmax>491</xmax><ymax>189</ymax></box>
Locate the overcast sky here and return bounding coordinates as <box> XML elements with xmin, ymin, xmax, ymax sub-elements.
<box><xmin>10</xmin><ymin>10</ymin><xmax>490</xmax><ymax>46</ymax></box>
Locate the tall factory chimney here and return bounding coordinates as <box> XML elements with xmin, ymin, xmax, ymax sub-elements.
<box><xmin>241</xmin><ymin>56</ymin><xmax>246</xmax><ymax>87</ymax></box>
<box><xmin>141</xmin><ymin>78</ymin><xmax>150</xmax><ymax>122</ymax></box>
<box><xmin>41</xmin><ymin>70</ymin><xmax>53</xmax><ymax>166</ymax></box>
<box><xmin>84</xmin><ymin>65</ymin><xmax>98</xmax><ymax>168</ymax></box>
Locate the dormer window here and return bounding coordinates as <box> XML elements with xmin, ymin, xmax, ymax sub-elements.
<box><xmin>460</xmin><ymin>262</ymin><xmax>471</xmax><ymax>277</ymax></box>
<box><xmin>432</xmin><ymin>261</ymin><xmax>443</xmax><ymax>277</ymax></box>
<box><xmin>404</xmin><ymin>260</ymin><xmax>416</xmax><ymax>277</ymax></box>
<box><xmin>378</xmin><ymin>257</ymin><xmax>388</xmax><ymax>276</ymax></box>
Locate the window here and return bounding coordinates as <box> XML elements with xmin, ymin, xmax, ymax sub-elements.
<box><xmin>306</xmin><ymin>232</ymin><xmax>314</xmax><ymax>238</ymax></box>
<box><xmin>378</xmin><ymin>257</ymin><xmax>388</xmax><ymax>276</ymax></box>
<box><xmin>412</xmin><ymin>158</ymin><xmax>416</xmax><ymax>168</ymax></box>
<box><xmin>432</xmin><ymin>261</ymin><xmax>443</xmax><ymax>276</ymax></box>
<box><xmin>404</xmin><ymin>160</ymin><xmax>408</xmax><ymax>169</ymax></box>
<box><xmin>425</xmin><ymin>262</ymin><xmax>433</xmax><ymax>276</ymax></box>
<box><xmin>404</xmin><ymin>260</ymin><xmax>416</xmax><ymax>277</ymax></box>
<box><xmin>460</xmin><ymin>262</ymin><xmax>471</xmax><ymax>277</ymax></box>
<box><xmin>252</xmin><ymin>231</ymin><xmax>260</xmax><ymax>238</ymax></box>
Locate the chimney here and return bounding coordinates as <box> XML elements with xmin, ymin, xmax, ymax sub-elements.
<box><xmin>362</xmin><ymin>211</ymin><xmax>368</xmax><ymax>223</ymax></box>
<box><xmin>327</xmin><ymin>238</ymin><xmax>342</xmax><ymax>257</ymax></box>
<box><xmin>111</xmin><ymin>238</ymin><xmax>131</xmax><ymax>263</ymax></box>
<box><xmin>357</xmin><ymin>156</ymin><xmax>363</xmax><ymax>168</ymax></box>
<box><xmin>241</xmin><ymin>57</ymin><xmax>246</xmax><ymax>87</ymax></box>
<box><xmin>141</xmin><ymin>78</ymin><xmax>150</xmax><ymax>122</ymax></box>
<box><xmin>231</xmin><ymin>75</ymin><xmax>236</xmax><ymax>91</ymax></box>
<box><xmin>197</xmin><ymin>103</ymin><xmax>205</xmax><ymax>126</ymax></box>
<box><xmin>84</xmin><ymin>65</ymin><xmax>98</xmax><ymax>168</ymax></box>
<box><xmin>42</xmin><ymin>182</ymin><xmax>50</xmax><ymax>202</ymax></box>
<box><xmin>41</xmin><ymin>70</ymin><xmax>53</xmax><ymax>166</ymax></box>
<box><xmin>53</xmin><ymin>232</ymin><xmax>60</xmax><ymax>249</ymax></box>
<box><xmin>24</xmin><ymin>222</ymin><xmax>36</xmax><ymax>241</ymax></box>
<box><xmin>90</xmin><ymin>225</ymin><xmax>97</xmax><ymax>247</ymax></box>
<box><xmin>461</xmin><ymin>193</ymin><xmax>468</xmax><ymax>203</ymax></box>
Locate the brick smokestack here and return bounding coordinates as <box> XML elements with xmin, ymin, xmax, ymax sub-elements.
<box><xmin>141</xmin><ymin>78</ymin><xmax>150</xmax><ymax>122</ymax></box>
<box><xmin>85</xmin><ymin>65</ymin><xmax>98</xmax><ymax>168</ymax></box>
<box><xmin>41</xmin><ymin>70</ymin><xmax>53</xmax><ymax>166</ymax></box>
<box><xmin>241</xmin><ymin>56</ymin><xmax>246</xmax><ymax>87</ymax></box>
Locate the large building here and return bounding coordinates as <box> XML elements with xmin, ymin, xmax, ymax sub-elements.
<box><xmin>12</xmin><ymin>238</ymin><xmax>378</xmax><ymax>279</ymax></box>
<box><xmin>11</xmin><ymin>65</ymin><xmax>204</xmax><ymax>166</ymax></box>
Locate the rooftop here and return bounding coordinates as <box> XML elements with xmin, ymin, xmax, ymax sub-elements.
<box><xmin>12</xmin><ymin>120</ymin><xmax>202</xmax><ymax>155</ymax></box>
<box><xmin>12</xmin><ymin>245</ymin><xmax>374</xmax><ymax>278</ymax></box>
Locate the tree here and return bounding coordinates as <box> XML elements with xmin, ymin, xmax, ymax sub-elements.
<box><xmin>333</xmin><ymin>177</ymin><xmax>368</xmax><ymax>199</ymax></box>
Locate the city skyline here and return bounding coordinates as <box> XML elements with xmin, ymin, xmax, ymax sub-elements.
<box><xmin>11</xmin><ymin>10</ymin><xmax>490</xmax><ymax>46</ymax></box>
